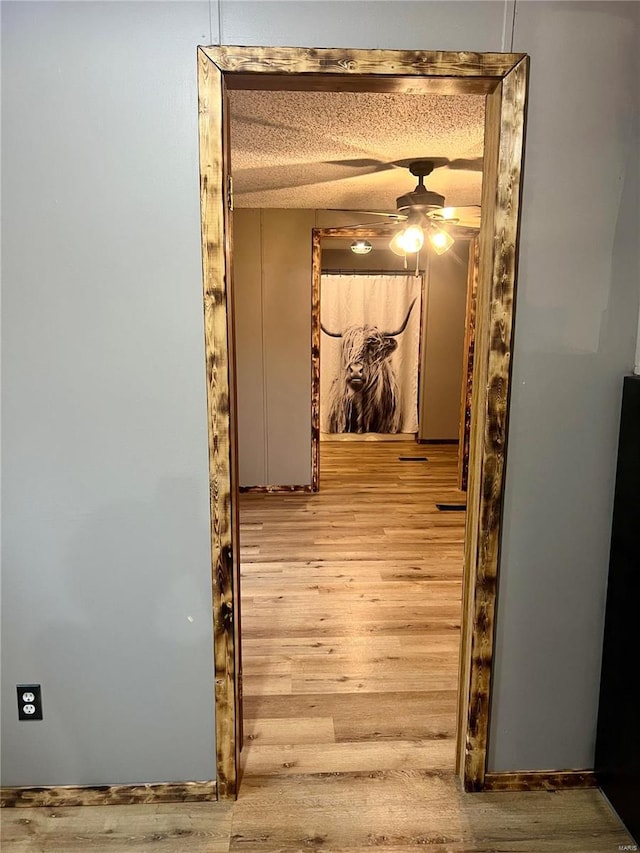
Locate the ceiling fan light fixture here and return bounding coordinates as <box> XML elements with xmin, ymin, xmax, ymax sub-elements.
<box><xmin>428</xmin><ymin>227</ymin><xmax>455</xmax><ymax>255</ymax></box>
<box><xmin>391</xmin><ymin>224</ymin><xmax>424</xmax><ymax>255</ymax></box>
<box><xmin>389</xmin><ymin>230</ymin><xmax>408</xmax><ymax>257</ymax></box>
<box><xmin>350</xmin><ymin>239</ymin><xmax>373</xmax><ymax>255</ymax></box>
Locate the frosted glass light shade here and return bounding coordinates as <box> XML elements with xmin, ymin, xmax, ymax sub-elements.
<box><xmin>428</xmin><ymin>228</ymin><xmax>455</xmax><ymax>255</ymax></box>
<box><xmin>390</xmin><ymin>225</ymin><xmax>424</xmax><ymax>256</ymax></box>
<box><xmin>389</xmin><ymin>230</ymin><xmax>409</xmax><ymax>256</ymax></box>
<box><xmin>396</xmin><ymin>225</ymin><xmax>424</xmax><ymax>254</ymax></box>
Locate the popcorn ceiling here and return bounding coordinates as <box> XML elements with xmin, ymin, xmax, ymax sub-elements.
<box><xmin>230</xmin><ymin>89</ymin><xmax>485</xmax><ymax>210</ymax></box>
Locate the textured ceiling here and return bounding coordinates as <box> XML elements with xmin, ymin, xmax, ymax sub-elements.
<box><xmin>229</xmin><ymin>90</ymin><xmax>485</xmax><ymax>211</ymax></box>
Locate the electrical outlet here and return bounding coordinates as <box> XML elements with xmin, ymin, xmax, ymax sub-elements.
<box><xmin>17</xmin><ymin>684</ymin><xmax>43</xmax><ymax>720</ymax></box>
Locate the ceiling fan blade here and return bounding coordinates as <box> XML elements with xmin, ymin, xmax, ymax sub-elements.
<box><xmin>449</xmin><ymin>205</ymin><xmax>482</xmax><ymax>225</ymax></box>
<box><xmin>392</xmin><ymin>156</ymin><xmax>449</xmax><ymax>171</ymax></box>
<box><xmin>341</xmin><ymin>220</ymin><xmax>404</xmax><ymax>229</ymax></box>
<box><xmin>430</xmin><ymin>205</ymin><xmax>481</xmax><ymax>220</ymax></box>
<box><xmin>325</xmin><ymin>209</ymin><xmax>408</xmax><ymax>220</ymax></box>
<box><xmin>325</xmin><ymin>156</ymin><xmax>481</xmax><ymax>176</ymax></box>
<box><xmin>445</xmin><ymin>157</ymin><xmax>484</xmax><ymax>171</ymax></box>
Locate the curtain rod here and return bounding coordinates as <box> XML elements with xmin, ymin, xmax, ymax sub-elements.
<box><xmin>321</xmin><ymin>269</ymin><xmax>425</xmax><ymax>276</ymax></box>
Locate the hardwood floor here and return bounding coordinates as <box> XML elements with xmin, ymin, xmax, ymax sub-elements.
<box><xmin>239</xmin><ymin>441</ymin><xmax>465</xmax><ymax>776</ymax></box>
<box><xmin>2</xmin><ymin>442</ymin><xmax>633</xmax><ymax>850</ymax></box>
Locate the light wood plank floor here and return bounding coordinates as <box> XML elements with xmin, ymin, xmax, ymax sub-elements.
<box><xmin>2</xmin><ymin>442</ymin><xmax>632</xmax><ymax>851</ymax></box>
<box><xmin>239</xmin><ymin>441</ymin><xmax>465</xmax><ymax>771</ymax></box>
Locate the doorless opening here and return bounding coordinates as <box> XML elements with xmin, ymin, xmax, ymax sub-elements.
<box><xmin>197</xmin><ymin>45</ymin><xmax>528</xmax><ymax>799</ymax></box>
<box><xmin>311</xmin><ymin>227</ymin><xmax>480</xmax><ymax>491</ymax></box>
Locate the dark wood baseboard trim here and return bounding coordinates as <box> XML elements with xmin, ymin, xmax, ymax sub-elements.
<box><xmin>0</xmin><ymin>780</ymin><xmax>217</xmax><ymax>808</ymax></box>
<box><xmin>239</xmin><ymin>485</ymin><xmax>312</xmax><ymax>494</ymax></box>
<box><xmin>482</xmin><ymin>770</ymin><xmax>596</xmax><ymax>791</ymax></box>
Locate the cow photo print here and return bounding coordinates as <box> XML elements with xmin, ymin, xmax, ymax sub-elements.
<box><xmin>320</xmin><ymin>274</ymin><xmax>422</xmax><ymax>435</ymax></box>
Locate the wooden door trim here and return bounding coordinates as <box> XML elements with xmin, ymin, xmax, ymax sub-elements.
<box><xmin>482</xmin><ymin>770</ymin><xmax>596</xmax><ymax>791</ymax></box>
<box><xmin>200</xmin><ymin>45</ymin><xmax>523</xmax><ymax>83</ymax></box>
<box><xmin>197</xmin><ymin>49</ymin><xmax>240</xmax><ymax>800</ymax></box>
<box><xmin>455</xmin><ymin>57</ymin><xmax>528</xmax><ymax>789</ymax></box>
<box><xmin>197</xmin><ymin>45</ymin><xmax>529</xmax><ymax>799</ymax></box>
<box><xmin>458</xmin><ymin>238</ymin><xmax>480</xmax><ymax>491</ymax></box>
<box><xmin>0</xmin><ymin>781</ymin><xmax>217</xmax><ymax>809</ymax></box>
<box><xmin>311</xmin><ymin>230</ymin><xmax>321</xmax><ymax>491</ymax></box>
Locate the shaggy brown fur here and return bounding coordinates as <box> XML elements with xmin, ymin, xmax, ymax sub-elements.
<box><xmin>326</xmin><ymin>325</ymin><xmax>402</xmax><ymax>433</ymax></box>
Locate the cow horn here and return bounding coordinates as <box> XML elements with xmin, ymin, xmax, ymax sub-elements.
<box><xmin>321</xmin><ymin>323</ymin><xmax>342</xmax><ymax>338</ymax></box>
<box><xmin>383</xmin><ymin>297</ymin><xmax>417</xmax><ymax>337</ymax></box>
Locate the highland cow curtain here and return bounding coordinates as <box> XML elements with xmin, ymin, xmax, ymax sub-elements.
<box><xmin>320</xmin><ymin>274</ymin><xmax>422</xmax><ymax>434</ymax></box>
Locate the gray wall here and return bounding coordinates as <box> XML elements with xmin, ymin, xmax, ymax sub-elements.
<box><xmin>2</xmin><ymin>0</ymin><xmax>639</xmax><ymax>787</ymax></box>
<box><xmin>234</xmin><ymin>209</ymin><xmax>314</xmax><ymax>487</ymax></box>
<box><xmin>489</xmin><ymin>0</ymin><xmax>640</xmax><ymax>771</ymax></box>
<box><xmin>321</xmin><ymin>248</ymin><xmax>411</xmax><ymax>272</ymax></box>
<box><xmin>1</xmin><ymin>2</ymin><xmax>216</xmax><ymax>786</ymax></box>
<box><xmin>234</xmin><ymin>210</ymin><xmax>268</xmax><ymax>485</ymax></box>
<box><xmin>419</xmin><ymin>242</ymin><xmax>470</xmax><ymax>441</ymax></box>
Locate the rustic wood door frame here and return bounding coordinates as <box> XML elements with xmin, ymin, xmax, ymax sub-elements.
<box><xmin>197</xmin><ymin>45</ymin><xmax>528</xmax><ymax>799</ymax></box>
<box><xmin>458</xmin><ymin>237</ymin><xmax>480</xmax><ymax>491</ymax></box>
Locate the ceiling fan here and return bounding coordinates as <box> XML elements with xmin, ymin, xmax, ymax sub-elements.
<box><xmin>330</xmin><ymin>158</ymin><xmax>482</xmax><ymax>258</ymax></box>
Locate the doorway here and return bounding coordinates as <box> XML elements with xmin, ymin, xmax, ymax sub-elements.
<box><xmin>312</xmin><ymin>228</ymin><xmax>479</xmax><ymax>491</ymax></box>
<box><xmin>197</xmin><ymin>45</ymin><xmax>528</xmax><ymax>798</ymax></box>
<box><xmin>313</xmin><ymin>229</ymin><xmax>426</xmax><ymax>490</ymax></box>
<box><xmin>229</xmin><ymin>228</ymin><xmax>474</xmax><ymax>795</ymax></box>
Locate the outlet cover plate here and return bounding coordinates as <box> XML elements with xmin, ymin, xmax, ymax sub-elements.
<box><xmin>17</xmin><ymin>684</ymin><xmax>43</xmax><ymax>720</ymax></box>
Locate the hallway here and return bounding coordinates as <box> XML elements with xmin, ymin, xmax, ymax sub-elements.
<box><xmin>239</xmin><ymin>440</ymin><xmax>465</xmax><ymax>777</ymax></box>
